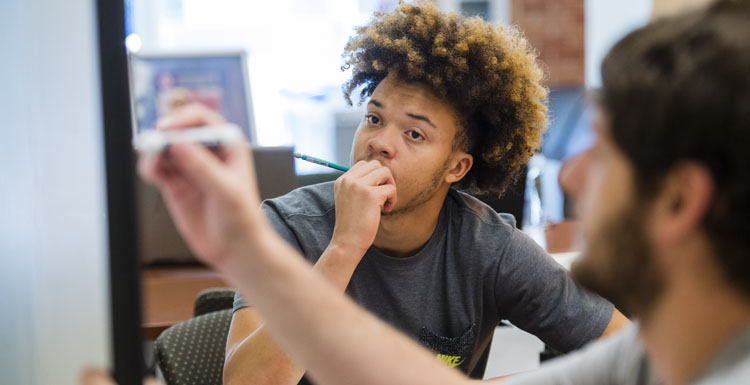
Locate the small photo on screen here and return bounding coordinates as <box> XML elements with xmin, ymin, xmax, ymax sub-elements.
<box><xmin>129</xmin><ymin>51</ymin><xmax>256</xmax><ymax>143</ymax></box>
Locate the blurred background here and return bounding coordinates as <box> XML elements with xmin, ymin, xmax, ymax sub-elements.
<box><xmin>122</xmin><ymin>0</ymin><xmax>657</xmax><ymax>226</ymax></box>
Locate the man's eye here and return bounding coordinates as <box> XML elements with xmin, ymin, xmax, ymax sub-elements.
<box><xmin>365</xmin><ymin>115</ymin><xmax>381</xmax><ymax>125</ymax></box>
<box><xmin>408</xmin><ymin>130</ymin><xmax>423</xmax><ymax>140</ymax></box>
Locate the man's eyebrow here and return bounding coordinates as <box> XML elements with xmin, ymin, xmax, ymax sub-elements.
<box><xmin>406</xmin><ymin>113</ymin><xmax>437</xmax><ymax>129</ymax></box>
<box><xmin>368</xmin><ymin>98</ymin><xmax>437</xmax><ymax>129</ymax></box>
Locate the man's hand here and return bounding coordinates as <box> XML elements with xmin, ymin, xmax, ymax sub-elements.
<box><xmin>330</xmin><ymin>160</ymin><xmax>397</xmax><ymax>257</ymax></box>
<box><xmin>137</xmin><ymin>103</ymin><xmax>266</xmax><ymax>267</ymax></box>
<box><xmin>80</xmin><ymin>368</ymin><xmax>161</xmax><ymax>385</ymax></box>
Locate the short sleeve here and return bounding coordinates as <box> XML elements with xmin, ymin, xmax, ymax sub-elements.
<box><xmin>502</xmin><ymin>324</ymin><xmax>659</xmax><ymax>385</ymax></box>
<box><xmin>232</xmin><ymin>200</ymin><xmax>305</xmax><ymax>312</ymax></box>
<box><xmin>494</xmin><ymin>229</ymin><xmax>614</xmax><ymax>352</ymax></box>
<box><xmin>232</xmin><ymin>290</ymin><xmax>249</xmax><ymax>313</ymax></box>
<box><xmin>260</xmin><ymin>199</ymin><xmax>305</xmax><ymax>254</ymax></box>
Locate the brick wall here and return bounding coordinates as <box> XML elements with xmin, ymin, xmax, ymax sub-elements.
<box><xmin>511</xmin><ymin>0</ymin><xmax>584</xmax><ymax>86</ymax></box>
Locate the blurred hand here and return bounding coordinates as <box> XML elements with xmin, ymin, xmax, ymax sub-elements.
<box><xmin>80</xmin><ymin>368</ymin><xmax>161</xmax><ymax>385</ymax></box>
<box><xmin>137</xmin><ymin>103</ymin><xmax>266</xmax><ymax>267</ymax></box>
<box><xmin>154</xmin><ymin>102</ymin><xmax>226</xmax><ymax>131</ymax></box>
<box><xmin>330</xmin><ymin>160</ymin><xmax>397</xmax><ymax>257</ymax></box>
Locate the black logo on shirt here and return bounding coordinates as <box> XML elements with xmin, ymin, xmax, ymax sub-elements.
<box><xmin>418</xmin><ymin>323</ymin><xmax>477</xmax><ymax>368</ymax></box>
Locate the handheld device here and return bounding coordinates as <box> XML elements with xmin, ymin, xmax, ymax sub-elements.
<box><xmin>133</xmin><ymin>124</ymin><xmax>244</xmax><ymax>153</ymax></box>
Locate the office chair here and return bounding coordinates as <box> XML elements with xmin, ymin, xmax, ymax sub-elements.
<box><xmin>155</xmin><ymin>288</ymin><xmax>236</xmax><ymax>385</ymax></box>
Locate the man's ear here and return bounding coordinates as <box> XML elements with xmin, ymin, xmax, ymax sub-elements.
<box><xmin>444</xmin><ymin>152</ymin><xmax>473</xmax><ymax>184</ymax></box>
<box><xmin>651</xmin><ymin>162</ymin><xmax>714</xmax><ymax>247</ymax></box>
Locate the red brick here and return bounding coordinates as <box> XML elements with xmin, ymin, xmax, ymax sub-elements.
<box><xmin>512</xmin><ymin>0</ymin><xmax>584</xmax><ymax>86</ymax></box>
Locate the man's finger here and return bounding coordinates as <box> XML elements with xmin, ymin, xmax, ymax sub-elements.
<box><xmin>137</xmin><ymin>152</ymin><xmax>179</xmax><ymax>189</ymax></box>
<box><xmin>156</xmin><ymin>103</ymin><xmax>227</xmax><ymax>130</ymax></box>
<box><xmin>79</xmin><ymin>368</ymin><xmax>163</xmax><ymax>385</ymax></box>
<box><xmin>167</xmin><ymin>142</ymin><xmax>233</xmax><ymax>195</ymax></box>
<box><xmin>361</xmin><ymin>166</ymin><xmax>395</xmax><ymax>188</ymax></box>
<box><xmin>345</xmin><ymin>159</ymin><xmax>382</xmax><ymax>178</ymax></box>
<box><xmin>137</xmin><ymin>152</ymin><xmax>160</xmax><ymax>185</ymax></box>
<box><xmin>80</xmin><ymin>368</ymin><xmax>116</xmax><ymax>385</ymax></box>
<box><xmin>144</xmin><ymin>376</ymin><xmax>163</xmax><ymax>385</ymax></box>
<box><xmin>137</xmin><ymin>150</ymin><xmax>186</xmax><ymax>189</ymax></box>
<box><xmin>373</xmin><ymin>184</ymin><xmax>398</xmax><ymax>212</ymax></box>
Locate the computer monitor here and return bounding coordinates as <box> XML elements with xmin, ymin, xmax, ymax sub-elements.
<box><xmin>129</xmin><ymin>51</ymin><xmax>257</xmax><ymax>144</ymax></box>
<box><xmin>137</xmin><ymin>146</ymin><xmax>298</xmax><ymax>265</ymax></box>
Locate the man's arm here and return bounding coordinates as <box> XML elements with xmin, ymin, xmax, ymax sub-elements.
<box><xmin>222</xmin><ymin>160</ymin><xmax>398</xmax><ymax>385</ymax></box>
<box><xmin>473</xmin><ymin>309</ymin><xmax>625</xmax><ymax>384</ymax></box>
<box><xmin>223</xmin><ymin>204</ymin><xmax>308</xmax><ymax>385</ymax></box>
<box><xmin>224</xmin><ymin>218</ymin><xmax>472</xmax><ymax>385</ymax></box>
<box><xmin>223</xmin><ymin>243</ymin><xmax>368</xmax><ymax>385</ymax></box>
<box><xmin>600</xmin><ymin>309</ymin><xmax>630</xmax><ymax>339</ymax></box>
<box><xmin>495</xmin><ymin>229</ymin><xmax>629</xmax><ymax>353</ymax></box>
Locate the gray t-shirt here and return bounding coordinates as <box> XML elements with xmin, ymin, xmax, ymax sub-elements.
<box><xmin>504</xmin><ymin>323</ymin><xmax>750</xmax><ymax>385</ymax></box>
<box><xmin>234</xmin><ymin>182</ymin><xmax>613</xmax><ymax>380</ymax></box>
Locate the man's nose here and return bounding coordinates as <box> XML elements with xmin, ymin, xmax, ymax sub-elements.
<box><xmin>367</xmin><ymin>124</ymin><xmax>398</xmax><ymax>159</ymax></box>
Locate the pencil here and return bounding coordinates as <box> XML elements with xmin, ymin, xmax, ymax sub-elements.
<box><xmin>293</xmin><ymin>152</ymin><xmax>350</xmax><ymax>172</ymax></box>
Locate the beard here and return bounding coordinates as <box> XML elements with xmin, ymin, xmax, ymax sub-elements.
<box><xmin>571</xmin><ymin>202</ymin><xmax>665</xmax><ymax>319</ymax></box>
<box><xmin>381</xmin><ymin>156</ymin><xmax>451</xmax><ymax>217</ymax></box>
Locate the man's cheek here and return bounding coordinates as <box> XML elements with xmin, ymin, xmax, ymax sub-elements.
<box><xmin>350</xmin><ymin>133</ymin><xmax>368</xmax><ymax>161</ymax></box>
<box><xmin>579</xmin><ymin>176</ymin><xmax>606</xmax><ymax>240</ymax></box>
<box><xmin>578</xmin><ymin>184</ymin><xmax>599</xmax><ymax>226</ymax></box>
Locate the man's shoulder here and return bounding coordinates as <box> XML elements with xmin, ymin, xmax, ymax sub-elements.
<box><xmin>441</xmin><ymin>188</ymin><xmax>538</xmax><ymax>264</ymax></box>
<box><xmin>446</xmin><ymin>188</ymin><xmax>518</xmax><ymax>235</ymax></box>
<box><xmin>503</xmin><ymin>324</ymin><xmax>655</xmax><ymax>385</ymax></box>
<box><xmin>262</xmin><ymin>181</ymin><xmax>336</xmax><ymax>219</ymax></box>
<box><xmin>694</xmin><ymin>326</ymin><xmax>750</xmax><ymax>385</ymax></box>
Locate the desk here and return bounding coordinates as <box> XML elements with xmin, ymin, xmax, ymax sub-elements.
<box><xmin>544</xmin><ymin>220</ymin><xmax>581</xmax><ymax>254</ymax></box>
<box><xmin>141</xmin><ymin>266</ymin><xmax>231</xmax><ymax>340</ymax></box>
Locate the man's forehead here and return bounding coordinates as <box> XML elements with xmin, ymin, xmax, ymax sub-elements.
<box><xmin>371</xmin><ymin>74</ymin><xmax>451</xmax><ymax>106</ymax></box>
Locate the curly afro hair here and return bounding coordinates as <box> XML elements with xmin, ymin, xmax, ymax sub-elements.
<box><xmin>341</xmin><ymin>1</ymin><xmax>548</xmax><ymax>195</ymax></box>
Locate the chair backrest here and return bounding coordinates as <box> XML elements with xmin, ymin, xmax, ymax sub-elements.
<box><xmin>193</xmin><ymin>288</ymin><xmax>236</xmax><ymax>317</ymax></box>
<box><xmin>155</xmin><ymin>289</ymin><xmax>236</xmax><ymax>385</ymax></box>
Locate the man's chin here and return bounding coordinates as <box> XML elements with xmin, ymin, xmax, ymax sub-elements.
<box><xmin>571</xmin><ymin>253</ymin><xmax>620</xmax><ymax>306</ymax></box>
<box><xmin>381</xmin><ymin>207</ymin><xmax>404</xmax><ymax>217</ymax></box>
<box><xmin>571</xmin><ymin>210</ymin><xmax>664</xmax><ymax>320</ymax></box>
<box><xmin>381</xmin><ymin>201</ymin><xmax>418</xmax><ymax>217</ymax></box>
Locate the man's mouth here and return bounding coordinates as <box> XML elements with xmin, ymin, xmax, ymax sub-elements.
<box><xmin>363</xmin><ymin>155</ymin><xmax>387</xmax><ymax>165</ymax></box>
<box><xmin>354</xmin><ymin>155</ymin><xmax>391</xmax><ymax>169</ymax></box>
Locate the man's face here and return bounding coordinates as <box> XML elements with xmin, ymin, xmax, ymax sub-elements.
<box><xmin>350</xmin><ymin>74</ymin><xmax>466</xmax><ymax>216</ymax></box>
<box><xmin>571</xmin><ymin>112</ymin><xmax>665</xmax><ymax>318</ymax></box>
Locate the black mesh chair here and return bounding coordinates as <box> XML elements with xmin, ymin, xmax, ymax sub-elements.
<box><xmin>155</xmin><ymin>288</ymin><xmax>236</xmax><ymax>385</ymax></box>
<box><xmin>193</xmin><ymin>288</ymin><xmax>236</xmax><ymax>317</ymax></box>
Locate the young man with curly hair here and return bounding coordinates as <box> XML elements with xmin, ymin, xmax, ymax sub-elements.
<box><xmin>215</xmin><ymin>2</ymin><xmax>626</xmax><ymax>384</ymax></box>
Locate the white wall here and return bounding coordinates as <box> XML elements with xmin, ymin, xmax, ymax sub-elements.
<box><xmin>585</xmin><ymin>0</ymin><xmax>652</xmax><ymax>88</ymax></box>
<box><xmin>437</xmin><ymin>0</ymin><xmax>511</xmax><ymax>24</ymax></box>
<box><xmin>0</xmin><ymin>0</ymin><xmax>112</xmax><ymax>384</ymax></box>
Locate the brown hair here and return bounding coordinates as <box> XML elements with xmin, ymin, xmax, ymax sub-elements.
<box><xmin>601</xmin><ymin>0</ymin><xmax>750</xmax><ymax>296</ymax></box>
<box><xmin>341</xmin><ymin>1</ymin><xmax>548</xmax><ymax>194</ymax></box>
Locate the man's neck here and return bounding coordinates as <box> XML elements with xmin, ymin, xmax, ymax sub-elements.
<box><xmin>372</xmin><ymin>189</ymin><xmax>448</xmax><ymax>258</ymax></box>
<box><xmin>639</xmin><ymin>252</ymin><xmax>750</xmax><ymax>385</ymax></box>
